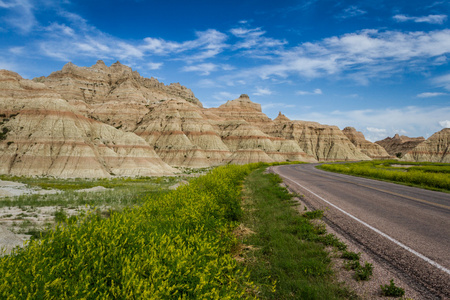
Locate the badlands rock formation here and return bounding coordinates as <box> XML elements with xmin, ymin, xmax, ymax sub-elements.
<box><xmin>209</xmin><ymin>96</ymin><xmax>317</xmax><ymax>163</ymax></box>
<box><xmin>342</xmin><ymin>127</ymin><xmax>393</xmax><ymax>159</ymax></box>
<box><xmin>0</xmin><ymin>61</ymin><xmax>398</xmax><ymax>177</ymax></box>
<box><xmin>402</xmin><ymin>128</ymin><xmax>450</xmax><ymax>163</ymax></box>
<box><xmin>263</xmin><ymin>113</ymin><xmax>371</xmax><ymax>161</ymax></box>
<box><xmin>375</xmin><ymin>134</ymin><xmax>425</xmax><ymax>158</ymax></box>
<box><xmin>0</xmin><ymin>70</ymin><xmax>175</xmax><ymax>177</ymax></box>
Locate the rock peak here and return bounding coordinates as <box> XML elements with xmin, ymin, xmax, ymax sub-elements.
<box><xmin>92</xmin><ymin>60</ymin><xmax>107</xmax><ymax>70</ymax></box>
<box><xmin>220</xmin><ymin>94</ymin><xmax>261</xmax><ymax>112</ymax></box>
<box><xmin>62</xmin><ymin>62</ymin><xmax>76</xmax><ymax>72</ymax></box>
<box><xmin>274</xmin><ymin>111</ymin><xmax>291</xmax><ymax>122</ymax></box>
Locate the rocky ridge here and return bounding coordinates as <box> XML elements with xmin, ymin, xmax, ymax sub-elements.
<box><xmin>402</xmin><ymin>128</ymin><xmax>450</xmax><ymax>163</ymax></box>
<box><xmin>0</xmin><ymin>70</ymin><xmax>175</xmax><ymax>177</ymax></box>
<box><xmin>0</xmin><ymin>61</ymin><xmax>417</xmax><ymax>177</ymax></box>
<box><xmin>342</xmin><ymin>127</ymin><xmax>393</xmax><ymax>159</ymax></box>
<box><xmin>375</xmin><ymin>134</ymin><xmax>425</xmax><ymax>158</ymax></box>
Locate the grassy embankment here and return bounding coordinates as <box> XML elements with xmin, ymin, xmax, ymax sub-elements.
<box><xmin>0</xmin><ymin>163</ymin><xmax>362</xmax><ymax>298</ymax></box>
<box><xmin>318</xmin><ymin>160</ymin><xmax>450</xmax><ymax>192</ymax></box>
<box><xmin>0</xmin><ymin>164</ymin><xmax>258</xmax><ymax>298</ymax></box>
<box><xmin>240</xmin><ymin>166</ymin><xmax>359</xmax><ymax>299</ymax></box>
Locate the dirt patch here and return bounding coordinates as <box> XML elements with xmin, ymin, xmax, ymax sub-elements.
<box><xmin>390</xmin><ymin>164</ymin><xmax>417</xmax><ymax>168</ymax></box>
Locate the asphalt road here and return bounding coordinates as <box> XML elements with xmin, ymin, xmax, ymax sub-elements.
<box><xmin>272</xmin><ymin>163</ymin><xmax>450</xmax><ymax>299</ymax></box>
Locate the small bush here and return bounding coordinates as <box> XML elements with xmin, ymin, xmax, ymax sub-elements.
<box><xmin>353</xmin><ymin>262</ymin><xmax>373</xmax><ymax>281</ymax></box>
<box><xmin>380</xmin><ymin>279</ymin><xmax>405</xmax><ymax>297</ymax></box>
<box><xmin>341</xmin><ymin>251</ymin><xmax>360</xmax><ymax>261</ymax></box>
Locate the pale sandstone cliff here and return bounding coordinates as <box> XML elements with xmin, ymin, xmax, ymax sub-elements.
<box><xmin>35</xmin><ymin>60</ymin><xmax>202</xmax><ymax>131</ymax></box>
<box><xmin>0</xmin><ymin>70</ymin><xmax>176</xmax><ymax>177</ymax></box>
<box><xmin>0</xmin><ymin>62</ymin><xmax>388</xmax><ymax>177</ymax></box>
<box><xmin>342</xmin><ymin>127</ymin><xmax>393</xmax><ymax>159</ymax></box>
<box><xmin>375</xmin><ymin>134</ymin><xmax>426</xmax><ymax>158</ymax></box>
<box><xmin>264</xmin><ymin>113</ymin><xmax>370</xmax><ymax>161</ymax></box>
<box><xmin>135</xmin><ymin>99</ymin><xmax>231</xmax><ymax>167</ymax></box>
<box><xmin>209</xmin><ymin>96</ymin><xmax>317</xmax><ymax>163</ymax></box>
<box><xmin>402</xmin><ymin>128</ymin><xmax>450</xmax><ymax>163</ymax></box>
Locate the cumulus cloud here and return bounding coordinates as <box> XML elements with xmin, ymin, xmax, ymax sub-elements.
<box><xmin>248</xmin><ymin>29</ymin><xmax>450</xmax><ymax>82</ymax></box>
<box><xmin>417</xmin><ymin>92</ymin><xmax>448</xmax><ymax>98</ymax></box>
<box><xmin>393</xmin><ymin>14</ymin><xmax>447</xmax><ymax>24</ymax></box>
<box><xmin>296</xmin><ymin>89</ymin><xmax>322</xmax><ymax>95</ymax></box>
<box><xmin>439</xmin><ymin>120</ymin><xmax>450</xmax><ymax>128</ymax></box>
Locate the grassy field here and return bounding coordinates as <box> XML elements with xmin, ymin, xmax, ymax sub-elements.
<box><xmin>0</xmin><ymin>164</ymin><xmax>259</xmax><ymax>298</ymax></box>
<box><xmin>318</xmin><ymin>160</ymin><xmax>450</xmax><ymax>192</ymax></box>
<box><xmin>0</xmin><ymin>175</ymin><xmax>183</xmax><ymax>239</ymax></box>
<box><xmin>240</xmin><ymin>167</ymin><xmax>359</xmax><ymax>299</ymax></box>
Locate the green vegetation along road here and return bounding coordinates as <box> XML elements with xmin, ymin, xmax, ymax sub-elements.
<box><xmin>273</xmin><ymin>163</ymin><xmax>450</xmax><ymax>299</ymax></box>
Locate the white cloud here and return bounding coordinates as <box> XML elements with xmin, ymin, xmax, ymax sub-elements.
<box><xmin>417</xmin><ymin>92</ymin><xmax>448</xmax><ymax>98</ymax></box>
<box><xmin>182</xmin><ymin>63</ymin><xmax>233</xmax><ymax>75</ymax></box>
<box><xmin>296</xmin><ymin>88</ymin><xmax>322</xmax><ymax>95</ymax></box>
<box><xmin>262</xmin><ymin>103</ymin><xmax>295</xmax><ymax>110</ymax></box>
<box><xmin>147</xmin><ymin>62</ymin><xmax>163</xmax><ymax>70</ymax></box>
<box><xmin>253</xmin><ymin>87</ymin><xmax>273</xmax><ymax>96</ymax></box>
<box><xmin>8</xmin><ymin>46</ymin><xmax>24</xmax><ymax>54</ymax></box>
<box><xmin>434</xmin><ymin>73</ymin><xmax>450</xmax><ymax>90</ymax></box>
<box><xmin>212</xmin><ymin>91</ymin><xmax>240</xmax><ymax>101</ymax></box>
<box><xmin>197</xmin><ymin>79</ymin><xmax>221</xmax><ymax>88</ymax></box>
<box><xmin>393</xmin><ymin>14</ymin><xmax>447</xmax><ymax>25</ymax></box>
<box><xmin>230</xmin><ymin>26</ymin><xmax>287</xmax><ymax>54</ymax></box>
<box><xmin>182</xmin><ymin>63</ymin><xmax>218</xmax><ymax>75</ymax></box>
<box><xmin>0</xmin><ymin>0</ymin><xmax>36</xmax><ymax>33</ymax></box>
<box><xmin>338</xmin><ymin>6</ymin><xmax>367</xmax><ymax>19</ymax></box>
<box><xmin>246</xmin><ymin>29</ymin><xmax>450</xmax><ymax>82</ymax></box>
<box><xmin>439</xmin><ymin>120</ymin><xmax>450</xmax><ymax>128</ymax></box>
<box><xmin>366</xmin><ymin>127</ymin><xmax>386</xmax><ymax>133</ymax></box>
<box><xmin>291</xmin><ymin>106</ymin><xmax>450</xmax><ymax>141</ymax></box>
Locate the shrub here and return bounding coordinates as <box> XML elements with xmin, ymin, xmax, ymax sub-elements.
<box><xmin>380</xmin><ymin>279</ymin><xmax>405</xmax><ymax>297</ymax></box>
<box><xmin>353</xmin><ymin>262</ymin><xmax>373</xmax><ymax>281</ymax></box>
<box><xmin>341</xmin><ymin>251</ymin><xmax>360</xmax><ymax>261</ymax></box>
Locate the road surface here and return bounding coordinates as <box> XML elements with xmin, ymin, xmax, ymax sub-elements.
<box><xmin>272</xmin><ymin>163</ymin><xmax>450</xmax><ymax>299</ymax></box>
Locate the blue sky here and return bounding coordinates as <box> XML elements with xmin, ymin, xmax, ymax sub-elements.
<box><xmin>1</xmin><ymin>0</ymin><xmax>450</xmax><ymax>141</ymax></box>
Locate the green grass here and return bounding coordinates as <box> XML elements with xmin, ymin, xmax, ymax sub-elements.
<box><xmin>0</xmin><ymin>176</ymin><xmax>183</xmax><ymax>209</ymax></box>
<box><xmin>0</xmin><ymin>164</ymin><xmax>260</xmax><ymax>299</ymax></box>
<box><xmin>0</xmin><ymin>175</ymin><xmax>179</xmax><ymax>191</ymax></box>
<box><xmin>240</xmin><ymin>167</ymin><xmax>357</xmax><ymax>299</ymax></box>
<box><xmin>318</xmin><ymin>160</ymin><xmax>450</xmax><ymax>192</ymax></box>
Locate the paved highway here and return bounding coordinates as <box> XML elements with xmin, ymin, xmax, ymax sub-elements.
<box><xmin>272</xmin><ymin>163</ymin><xmax>450</xmax><ymax>299</ymax></box>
